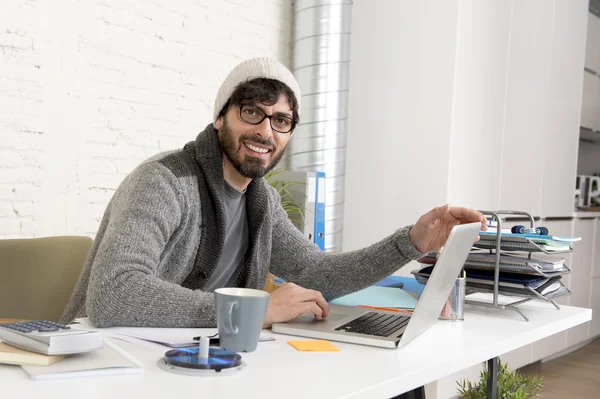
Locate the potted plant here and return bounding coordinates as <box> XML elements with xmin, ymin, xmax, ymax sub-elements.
<box><xmin>264</xmin><ymin>168</ymin><xmax>306</xmax><ymax>229</ymax></box>
<box><xmin>456</xmin><ymin>358</ymin><xmax>543</xmax><ymax>399</ymax></box>
<box><xmin>263</xmin><ymin>168</ymin><xmax>306</xmax><ymax>292</ymax></box>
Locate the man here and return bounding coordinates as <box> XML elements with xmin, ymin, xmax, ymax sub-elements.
<box><xmin>60</xmin><ymin>57</ymin><xmax>486</xmax><ymax>328</ymax></box>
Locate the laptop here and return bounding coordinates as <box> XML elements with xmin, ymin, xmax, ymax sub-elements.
<box><xmin>271</xmin><ymin>222</ymin><xmax>481</xmax><ymax>349</ymax></box>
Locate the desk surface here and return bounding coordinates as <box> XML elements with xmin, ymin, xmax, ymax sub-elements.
<box><xmin>0</xmin><ymin>299</ymin><xmax>591</xmax><ymax>399</ymax></box>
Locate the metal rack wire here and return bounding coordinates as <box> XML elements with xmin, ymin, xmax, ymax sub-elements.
<box><xmin>464</xmin><ymin>210</ymin><xmax>573</xmax><ymax>321</ymax></box>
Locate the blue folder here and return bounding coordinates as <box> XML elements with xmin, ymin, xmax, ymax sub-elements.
<box><xmin>374</xmin><ymin>276</ymin><xmax>425</xmax><ymax>297</ymax></box>
<box><xmin>330</xmin><ymin>286</ymin><xmax>417</xmax><ymax>309</ymax></box>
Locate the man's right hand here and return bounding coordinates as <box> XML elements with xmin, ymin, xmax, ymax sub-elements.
<box><xmin>262</xmin><ymin>282</ymin><xmax>330</xmax><ymax>328</ymax></box>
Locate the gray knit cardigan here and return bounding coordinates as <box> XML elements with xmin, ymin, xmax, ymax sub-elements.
<box><xmin>60</xmin><ymin>124</ymin><xmax>423</xmax><ymax>327</ymax></box>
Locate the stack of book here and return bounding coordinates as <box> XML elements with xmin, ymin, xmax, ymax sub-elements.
<box><xmin>0</xmin><ymin>342</ymin><xmax>66</xmax><ymax>366</ymax></box>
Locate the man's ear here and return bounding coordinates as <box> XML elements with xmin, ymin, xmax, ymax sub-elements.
<box><xmin>215</xmin><ymin>115</ymin><xmax>223</xmax><ymax>131</ymax></box>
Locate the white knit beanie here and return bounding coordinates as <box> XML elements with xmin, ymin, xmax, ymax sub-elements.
<box><xmin>213</xmin><ymin>57</ymin><xmax>302</xmax><ymax>125</ymax></box>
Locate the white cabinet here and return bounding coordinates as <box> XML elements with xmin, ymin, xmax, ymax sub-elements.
<box><xmin>594</xmin><ymin>218</ymin><xmax>600</xmax><ymax>279</ymax></box>
<box><xmin>581</xmin><ymin>71</ymin><xmax>597</xmax><ymax>130</ymax></box>
<box><xmin>541</xmin><ymin>1</ymin><xmax>588</xmax><ymax>218</ymax></box>
<box><xmin>501</xmin><ymin>346</ymin><xmax>532</xmax><ymax>372</ymax></box>
<box><xmin>498</xmin><ymin>0</ymin><xmax>554</xmax><ymax>217</ymax></box>
<box><xmin>566</xmin><ymin>218</ymin><xmax>594</xmax><ymax>347</ymax></box>
<box><xmin>528</xmin><ymin>220</ymin><xmax>574</xmax><ymax>361</ymax></box>
<box><xmin>582</xmin><ymin>13</ymin><xmax>600</xmax><ymax>132</ymax></box>
<box><xmin>426</xmin><ymin>364</ymin><xmax>482</xmax><ymax>399</ymax></box>
<box><xmin>585</xmin><ymin>13</ymin><xmax>600</xmax><ymax>73</ymax></box>
<box><xmin>592</xmin><ymin>277</ymin><xmax>600</xmax><ymax>337</ymax></box>
<box><xmin>591</xmin><ymin>219</ymin><xmax>600</xmax><ymax>338</ymax></box>
<box><xmin>499</xmin><ymin>220</ymin><xmax>573</xmax><ymax>362</ymax></box>
<box><xmin>596</xmin><ymin>78</ymin><xmax>600</xmax><ymax>132</ymax></box>
<box><xmin>570</xmin><ymin>218</ymin><xmax>594</xmax><ymax>310</ymax></box>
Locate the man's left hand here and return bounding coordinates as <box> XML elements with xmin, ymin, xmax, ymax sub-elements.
<box><xmin>409</xmin><ymin>204</ymin><xmax>487</xmax><ymax>253</ymax></box>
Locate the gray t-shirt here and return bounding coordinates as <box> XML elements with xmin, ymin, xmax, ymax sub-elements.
<box><xmin>203</xmin><ymin>181</ymin><xmax>249</xmax><ymax>291</ymax></box>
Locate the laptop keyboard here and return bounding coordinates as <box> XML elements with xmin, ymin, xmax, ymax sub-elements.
<box><xmin>334</xmin><ymin>312</ymin><xmax>410</xmax><ymax>337</ymax></box>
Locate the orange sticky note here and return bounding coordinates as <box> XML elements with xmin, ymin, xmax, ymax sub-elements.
<box><xmin>287</xmin><ymin>340</ymin><xmax>340</xmax><ymax>352</ymax></box>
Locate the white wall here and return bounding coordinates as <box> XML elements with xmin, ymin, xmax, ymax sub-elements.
<box><xmin>344</xmin><ymin>0</ymin><xmax>587</xmax><ymax>254</ymax></box>
<box><xmin>0</xmin><ymin>0</ymin><xmax>292</xmax><ymax>238</ymax></box>
<box><xmin>446</xmin><ymin>1</ymin><xmax>512</xmax><ymax>211</ymax></box>
<box><xmin>343</xmin><ymin>1</ymin><xmax>460</xmax><ymax>252</ymax></box>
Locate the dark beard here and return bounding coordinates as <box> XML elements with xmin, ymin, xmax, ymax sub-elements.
<box><xmin>218</xmin><ymin>118</ymin><xmax>286</xmax><ymax>179</ymax></box>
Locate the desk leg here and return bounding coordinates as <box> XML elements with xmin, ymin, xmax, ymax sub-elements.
<box><xmin>486</xmin><ymin>357</ymin><xmax>498</xmax><ymax>399</ymax></box>
<box><xmin>391</xmin><ymin>386</ymin><xmax>425</xmax><ymax>399</ymax></box>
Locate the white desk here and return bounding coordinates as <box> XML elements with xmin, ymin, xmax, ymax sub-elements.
<box><xmin>1</xmin><ymin>300</ymin><xmax>591</xmax><ymax>399</ymax></box>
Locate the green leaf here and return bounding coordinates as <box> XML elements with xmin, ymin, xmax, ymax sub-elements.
<box><xmin>455</xmin><ymin>358</ymin><xmax>543</xmax><ymax>399</ymax></box>
<box><xmin>265</xmin><ymin>169</ymin><xmax>307</xmax><ymax>227</ymax></box>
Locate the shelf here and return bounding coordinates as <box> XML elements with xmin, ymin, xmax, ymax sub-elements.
<box><xmin>412</xmin><ymin>269</ymin><xmax>570</xmax><ymax>301</ymax></box>
<box><xmin>470</xmin><ymin>210</ymin><xmax>571</xmax><ymax>320</ymax></box>
<box><xmin>462</xmin><ymin>261</ymin><xmax>571</xmax><ymax>279</ymax></box>
<box><xmin>465</xmin><ymin>282</ymin><xmax>570</xmax><ymax>302</ymax></box>
<box><xmin>413</xmin><ymin>210</ymin><xmax>575</xmax><ymax>321</ymax></box>
<box><xmin>573</xmin><ymin>210</ymin><xmax>600</xmax><ymax>218</ymax></box>
<box><xmin>580</xmin><ymin>127</ymin><xmax>600</xmax><ymax>143</ymax></box>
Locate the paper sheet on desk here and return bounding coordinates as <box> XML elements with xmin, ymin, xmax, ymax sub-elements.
<box><xmin>74</xmin><ymin>318</ymin><xmax>274</xmax><ymax>348</ymax></box>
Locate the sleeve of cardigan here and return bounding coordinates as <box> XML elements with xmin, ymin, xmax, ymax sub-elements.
<box><xmin>85</xmin><ymin>161</ymin><xmax>216</xmax><ymax>327</ymax></box>
<box><xmin>268</xmin><ymin>186</ymin><xmax>424</xmax><ymax>301</ymax></box>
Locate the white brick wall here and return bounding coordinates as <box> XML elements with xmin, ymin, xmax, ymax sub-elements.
<box><xmin>1</xmin><ymin>0</ymin><xmax>293</xmax><ymax>238</ymax></box>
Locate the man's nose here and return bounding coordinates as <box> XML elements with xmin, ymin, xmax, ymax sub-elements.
<box><xmin>255</xmin><ymin>117</ymin><xmax>274</xmax><ymax>140</ymax></box>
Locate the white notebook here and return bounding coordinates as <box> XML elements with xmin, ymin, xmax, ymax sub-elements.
<box><xmin>21</xmin><ymin>339</ymin><xmax>143</xmax><ymax>380</ymax></box>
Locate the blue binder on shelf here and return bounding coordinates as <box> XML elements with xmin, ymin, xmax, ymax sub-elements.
<box><xmin>275</xmin><ymin>170</ymin><xmax>326</xmax><ymax>250</ymax></box>
<box><xmin>314</xmin><ymin>171</ymin><xmax>325</xmax><ymax>251</ymax></box>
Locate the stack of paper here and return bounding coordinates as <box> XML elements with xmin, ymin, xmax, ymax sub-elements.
<box><xmin>414</xmin><ymin>265</ymin><xmax>569</xmax><ymax>300</ymax></box>
<box><xmin>74</xmin><ymin>318</ymin><xmax>274</xmax><ymax>349</ymax></box>
<box><xmin>464</xmin><ymin>253</ymin><xmax>568</xmax><ymax>274</ymax></box>
<box><xmin>538</xmin><ymin>281</ymin><xmax>562</xmax><ymax>296</ymax></box>
<box><xmin>419</xmin><ymin>252</ymin><xmax>568</xmax><ymax>275</ymax></box>
<box><xmin>484</xmin><ymin>220</ymin><xmax>512</xmax><ymax>234</ymax></box>
<box><xmin>20</xmin><ymin>339</ymin><xmax>143</xmax><ymax>380</ymax></box>
<box><xmin>479</xmin><ymin>231</ymin><xmax>581</xmax><ymax>243</ymax></box>
<box><xmin>476</xmin><ymin>231</ymin><xmax>580</xmax><ymax>253</ymax></box>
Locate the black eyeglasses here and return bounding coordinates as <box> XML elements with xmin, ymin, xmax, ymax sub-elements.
<box><xmin>238</xmin><ymin>104</ymin><xmax>297</xmax><ymax>134</ymax></box>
